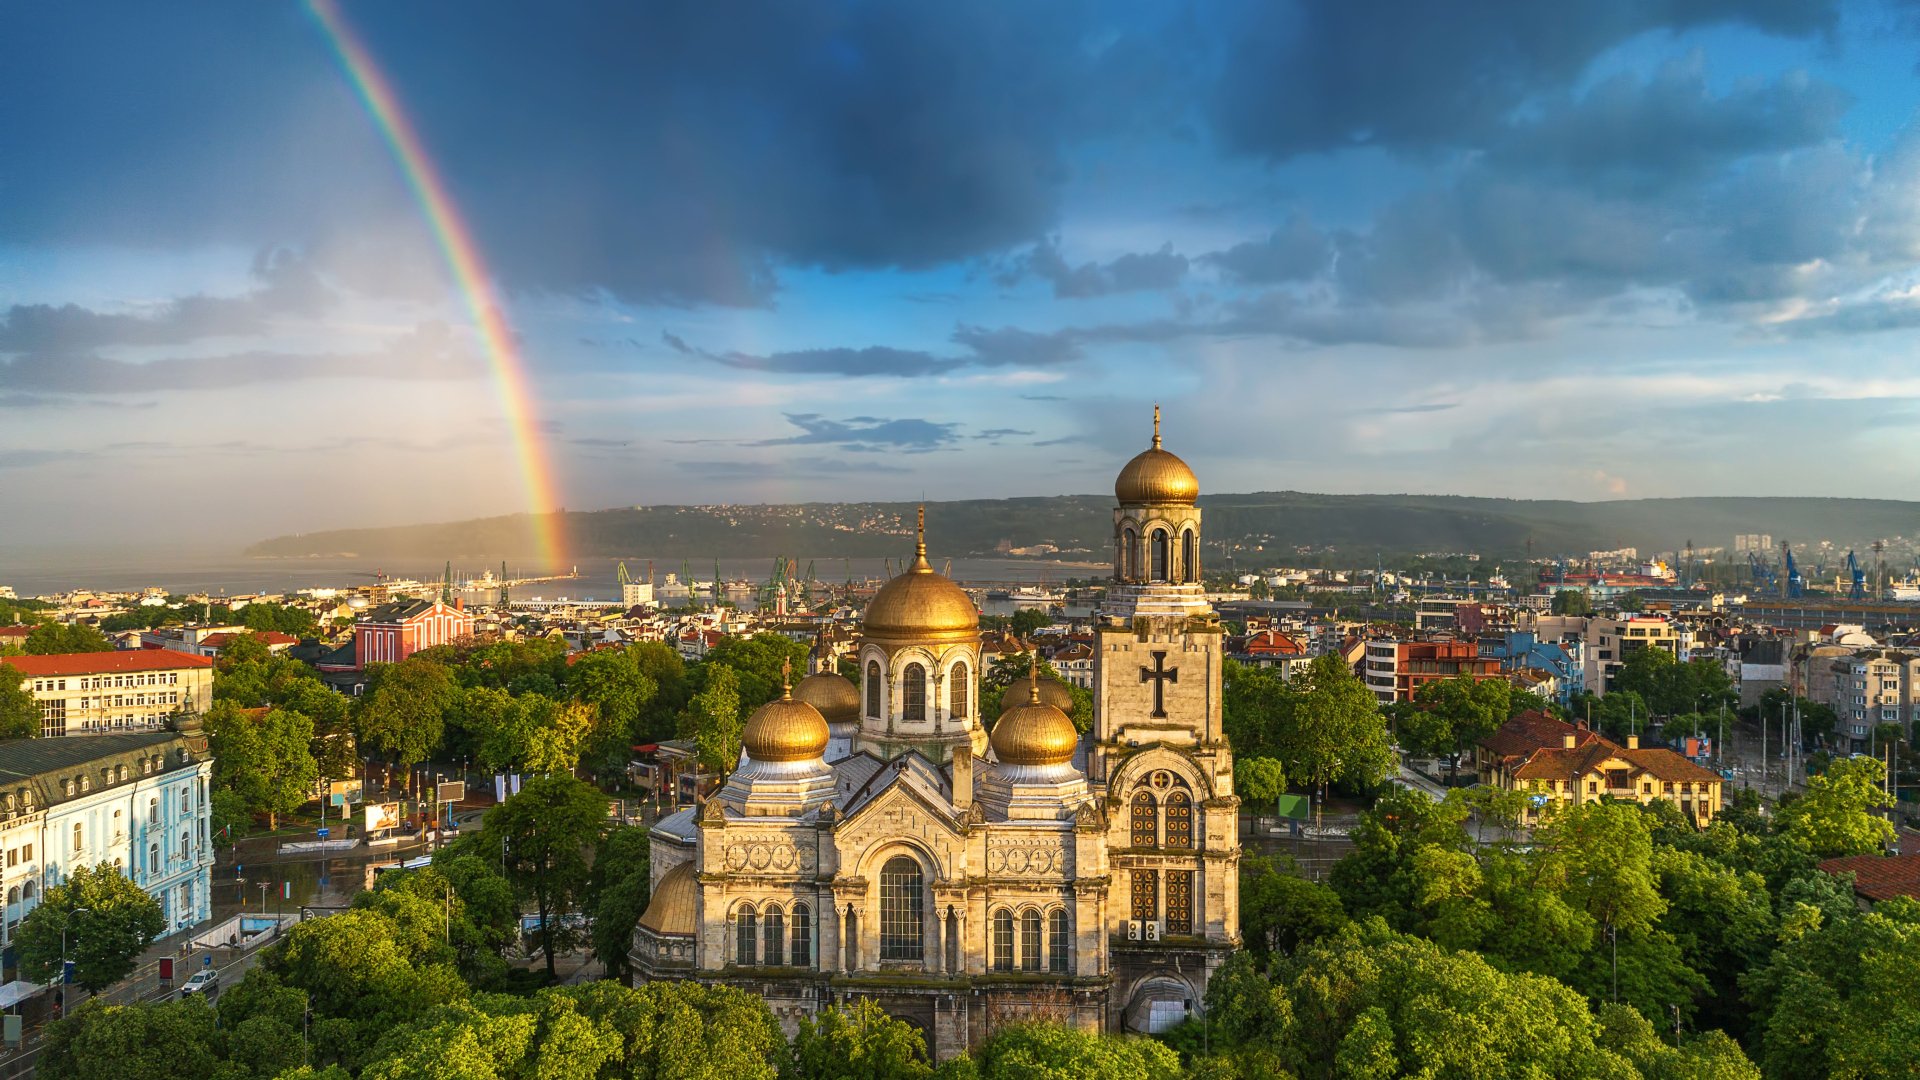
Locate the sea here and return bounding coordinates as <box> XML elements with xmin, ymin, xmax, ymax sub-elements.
<box><xmin>0</xmin><ymin>545</ymin><xmax>1105</xmax><ymax>617</ymax></box>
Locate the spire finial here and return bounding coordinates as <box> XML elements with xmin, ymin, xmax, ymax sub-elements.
<box><xmin>915</xmin><ymin>504</ymin><xmax>928</xmax><ymax>563</ymax></box>
<box><xmin>781</xmin><ymin>656</ymin><xmax>793</xmax><ymax>698</ymax></box>
<box><xmin>1152</xmin><ymin>404</ymin><xmax>1162</xmax><ymax>449</ymax></box>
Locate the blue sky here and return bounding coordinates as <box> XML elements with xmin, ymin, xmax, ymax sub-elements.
<box><xmin>4</xmin><ymin>1</ymin><xmax>1920</xmax><ymax>545</ymax></box>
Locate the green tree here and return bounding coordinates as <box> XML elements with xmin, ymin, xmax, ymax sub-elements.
<box><xmin>568</xmin><ymin>647</ymin><xmax>659</xmax><ymax>775</ymax></box>
<box><xmin>1236</xmin><ymin>757</ymin><xmax>1286</xmax><ymax>807</ymax></box>
<box><xmin>584</xmin><ymin>824</ymin><xmax>650</xmax><ymax>982</ymax></box>
<box><xmin>559</xmin><ymin>980</ymin><xmax>787</xmax><ymax>1079</ymax></box>
<box><xmin>1270</xmin><ymin>655</ymin><xmax>1396</xmax><ymax>821</ymax></box>
<box><xmin>690</xmin><ymin>663</ymin><xmax>744</xmax><ymax>775</ymax></box>
<box><xmin>970</xmin><ymin>1022</ymin><xmax>1180</xmax><ymax>1080</ymax></box>
<box><xmin>0</xmin><ymin>660</ymin><xmax>39</xmax><ymax>738</ymax></box>
<box><xmin>16</xmin><ymin>864</ymin><xmax>166</xmax><ymax>992</ymax></box>
<box><xmin>355</xmin><ymin>657</ymin><xmax>456</xmax><ymax>782</ymax></box>
<box><xmin>1241</xmin><ymin>855</ymin><xmax>1347</xmax><ymax>963</ymax></box>
<box><xmin>1774</xmin><ymin>755</ymin><xmax>1895</xmax><ymax>859</ymax></box>
<box><xmin>1402</xmin><ymin>673</ymin><xmax>1511</xmax><ymax>778</ymax></box>
<box><xmin>480</xmin><ymin>774</ymin><xmax>609</xmax><ymax>978</ymax></box>
<box><xmin>362</xmin><ymin>856</ymin><xmax>517</xmax><ymax>988</ymax></box>
<box><xmin>206</xmin><ymin>700</ymin><xmax>318</xmax><ymax>830</ymax></box>
<box><xmin>37</xmin><ymin>999</ymin><xmax>233</xmax><ymax>1080</ymax></box>
<box><xmin>1550</xmin><ymin>589</ymin><xmax>1594</xmax><ymax>616</ymax></box>
<box><xmin>1744</xmin><ymin>896</ymin><xmax>1920</xmax><ymax>1080</ymax></box>
<box><xmin>787</xmin><ymin>998</ymin><xmax>933</xmax><ymax>1080</ymax></box>
<box><xmin>24</xmin><ymin>622</ymin><xmax>114</xmax><ymax>655</ymax></box>
<box><xmin>705</xmin><ymin>633</ymin><xmax>811</xmax><ymax>711</ymax></box>
<box><xmin>1652</xmin><ymin>846</ymin><xmax>1775</xmax><ymax>1039</ymax></box>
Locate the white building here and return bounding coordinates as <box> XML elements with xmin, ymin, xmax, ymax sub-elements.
<box><xmin>0</xmin><ymin>720</ymin><xmax>215</xmax><ymax>977</ymax></box>
<box><xmin>6</xmin><ymin>651</ymin><xmax>215</xmax><ymax>737</ymax></box>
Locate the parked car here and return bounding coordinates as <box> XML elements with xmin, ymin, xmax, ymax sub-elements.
<box><xmin>179</xmin><ymin>969</ymin><xmax>220</xmax><ymax>998</ymax></box>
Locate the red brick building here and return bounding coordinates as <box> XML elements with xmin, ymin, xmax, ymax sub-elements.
<box><xmin>322</xmin><ymin>598</ymin><xmax>473</xmax><ymax>671</ymax></box>
<box><xmin>1362</xmin><ymin>637</ymin><xmax>1502</xmax><ymax>704</ymax></box>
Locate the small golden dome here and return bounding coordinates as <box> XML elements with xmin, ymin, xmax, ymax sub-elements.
<box><xmin>636</xmin><ymin>862</ymin><xmax>697</xmax><ymax>936</ymax></box>
<box><xmin>793</xmin><ymin>670</ymin><xmax>860</xmax><ymax>723</ymax></box>
<box><xmin>991</xmin><ymin>679</ymin><xmax>1080</xmax><ymax>767</ymax></box>
<box><xmin>1002</xmin><ymin>672</ymin><xmax>1075</xmax><ymax>715</ymax></box>
<box><xmin>1114</xmin><ymin>405</ymin><xmax>1198</xmax><ymax>505</ymax></box>
<box><xmin>742</xmin><ymin>675</ymin><xmax>830</xmax><ymax>762</ymax></box>
<box><xmin>863</xmin><ymin>507</ymin><xmax>978</xmax><ymax>641</ymax></box>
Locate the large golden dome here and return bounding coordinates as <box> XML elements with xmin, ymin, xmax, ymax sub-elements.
<box><xmin>793</xmin><ymin>670</ymin><xmax>860</xmax><ymax>723</ymax></box>
<box><xmin>742</xmin><ymin>681</ymin><xmax>830</xmax><ymax>763</ymax></box>
<box><xmin>1002</xmin><ymin>672</ymin><xmax>1075</xmax><ymax>715</ymax></box>
<box><xmin>636</xmin><ymin>861</ymin><xmax>696</xmax><ymax>936</ymax></box>
<box><xmin>863</xmin><ymin>508</ymin><xmax>978</xmax><ymax>641</ymax></box>
<box><xmin>1114</xmin><ymin>405</ymin><xmax>1198</xmax><ymax>505</ymax></box>
<box><xmin>990</xmin><ymin>680</ymin><xmax>1080</xmax><ymax>767</ymax></box>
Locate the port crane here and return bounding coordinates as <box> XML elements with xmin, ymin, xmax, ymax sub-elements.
<box><xmin>1846</xmin><ymin>549</ymin><xmax>1868</xmax><ymax>600</ymax></box>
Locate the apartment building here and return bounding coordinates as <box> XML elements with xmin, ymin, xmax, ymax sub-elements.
<box><xmin>5</xmin><ymin>651</ymin><xmax>215</xmax><ymax>738</ymax></box>
<box><xmin>1363</xmin><ymin>637</ymin><xmax>1503</xmax><ymax>705</ymax></box>
<box><xmin>0</xmin><ymin>718</ymin><xmax>215</xmax><ymax>978</ymax></box>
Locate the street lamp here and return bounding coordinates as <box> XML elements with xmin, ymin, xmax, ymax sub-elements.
<box><xmin>58</xmin><ymin>906</ymin><xmax>91</xmax><ymax>1014</ymax></box>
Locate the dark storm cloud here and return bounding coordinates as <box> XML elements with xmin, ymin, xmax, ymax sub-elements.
<box><xmin>1002</xmin><ymin>238</ymin><xmax>1189</xmax><ymax>298</ymax></box>
<box><xmin>1204</xmin><ymin>217</ymin><xmax>1330</xmax><ymax>284</ymax></box>
<box><xmin>0</xmin><ymin>251</ymin><xmax>332</xmax><ymax>353</ymax></box>
<box><xmin>1</xmin><ymin>3</ymin><xmax>1186</xmax><ymax>308</ymax></box>
<box><xmin>662</xmin><ymin>323</ymin><xmax>1083</xmax><ymax>377</ymax></box>
<box><xmin>1493</xmin><ymin>59</ymin><xmax>1852</xmax><ymax>195</ymax></box>
<box><xmin>1210</xmin><ymin>0</ymin><xmax>1843</xmax><ymax>160</ymax></box>
<box><xmin>749</xmin><ymin>414</ymin><xmax>961</xmax><ymax>451</ymax></box>
<box><xmin>0</xmin><ymin>324</ymin><xmax>481</xmax><ymax>393</ymax></box>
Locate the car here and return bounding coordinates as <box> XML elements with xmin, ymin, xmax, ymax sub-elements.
<box><xmin>179</xmin><ymin>969</ymin><xmax>220</xmax><ymax>997</ymax></box>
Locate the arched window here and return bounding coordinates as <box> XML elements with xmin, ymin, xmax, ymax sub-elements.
<box><xmin>1131</xmin><ymin>791</ymin><xmax>1158</xmax><ymax>847</ymax></box>
<box><xmin>1151</xmin><ymin>529</ymin><xmax>1170</xmax><ymax>582</ymax></box>
<box><xmin>72</xmin><ymin>822</ymin><xmax>83</xmax><ymax>854</ymax></box>
<box><xmin>791</xmin><ymin>903</ymin><xmax>812</xmax><ymax>968</ymax></box>
<box><xmin>1165</xmin><ymin>790</ymin><xmax>1193</xmax><ymax>850</ymax></box>
<box><xmin>878</xmin><ymin>856</ymin><xmax>924</xmax><ymax>961</ymax></box>
<box><xmin>866</xmin><ymin>661</ymin><xmax>882</xmax><ymax>718</ymax></box>
<box><xmin>950</xmin><ymin>662</ymin><xmax>969</xmax><ymax>719</ymax></box>
<box><xmin>1048</xmin><ymin>909</ymin><xmax>1070</xmax><ymax>974</ymax></box>
<box><xmin>1167</xmin><ymin>871</ymin><xmax>1194</xmax><ymax>935</ymax></box>
<box><xmin>1182</xmin><ymin>530</ymin><xmax>1197</xmax><ymax>583</ymax></box>
<box><xmin>1131</xmin><ymin>870</ymin><xmax>1158</xmax><ymax>923</ymax></box>
<box><xmin>149</xmin><ymin>842</ymin><xmax>159</xmax><ymax>868</ymax></box>
<box><xmin>21</xmin><ymin>881</ymin><xmax>34</xmax><ymax>902</ymax></box>
<box><xmin>735</xmin><ymin>903</ymin><xmax>758</xmax><ymax>966</ymax></box>
<box><xmin>5</xmin><ymin>887</ymin><xmax>16</xmax><ymax>906</ymax></box>
<box><xmin>902</xmin><ymin>664</ymin><xmax>927</xmax><ymax>722</ymax></box>
<box><xmin>763</xmin><ymin>904</ymin><xmax>785</xmax><ymax>967</ymax></box>
<box><xmin>1121</xmin><ymin>527</ymin><xmax>1137</xmax><ymax>579</ymax></box>
<box><xmin>991</xmin><ymin>909</ymin><xmax>1014</xmax><ymax>972</ymax></box>
<box><xmin>1020</xmin><ymin>909</ymin><xmax>1042</xmax><ymax>971</ymax></box>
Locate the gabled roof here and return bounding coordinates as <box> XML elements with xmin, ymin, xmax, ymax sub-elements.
<box><xmin>1480</xmin><ymin>711</ymin><xmax>1602</xmax><ymax>762</ymax></box>
<box><xmin>1819</xmin><ymin>853</ymin><xmax>1920</xmax><ymax>902</ymax></box>
<box><xmin>3</xmin><ymin>651</ymin><xmax>213</xmax><ymax>677</ymax></box>
<box><xmin>840</xmin><ymin>750</ymin><xmax>954</xmax><ymax>821</ymax></box>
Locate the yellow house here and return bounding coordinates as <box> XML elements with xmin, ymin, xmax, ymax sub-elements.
<box><xmin>1479</xmin><ymin>712</ymin><xmax>1722</xmax><ymax>825</ymax></box>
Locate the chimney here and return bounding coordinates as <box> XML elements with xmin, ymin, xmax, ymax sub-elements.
<box><xmin>1627</xmin><ymin>734</ymin><xmax>1639</xmax><ymax>750</ymax></box>
<box><xmin>951</xmin><ymin>743</ymin><xmax>973</xmax><ymax>813</ymax></box>
<box><xmin>1562</xmin><ymin>732</ymin><xmax>1577</xmax><ymax>749</ymax></box>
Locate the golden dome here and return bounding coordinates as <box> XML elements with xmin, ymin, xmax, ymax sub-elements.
<box><xmin>1002</xmin><ymin>672</ymin><xmax>1075</xmax><ymax>715</ymax></box>
<box><xmin>793</xmin><ymin>670</ymin><xmax>860</xmax><ymax>723</ymax></box>
<box><xmin>742</xmin><ymin>677</ymin><xmax>830</xmax><ymax>763</ymax></box>
<box><xmin>1114</xmin><ymin>405</ymin><xmax>1198</xmax><ymax>505</ymax></box>
<box><xmin>863</xmin><ymin>508</ymin><xmax>978</xmax><ymax>642</ymax></box>
<box><xmin>990</xmin><ymin>679</ymin><xmax>1080</xmax><ymax>767</ymax></box>
<box><xmin>636</xmin><ymin>861</ymin><xmax>697</xmax><ymax>936</ymax></box>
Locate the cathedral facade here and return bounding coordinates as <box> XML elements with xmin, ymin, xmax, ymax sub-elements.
<box><xmin>630</xmin><ymin>411</ymin><xmax>1240</xmax><ymax>1060</ymax></box>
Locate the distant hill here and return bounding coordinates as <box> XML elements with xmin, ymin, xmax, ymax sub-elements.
<box><xmin>245</xmin><ymin>493</ymin><xmax>1920</xmax><ymax>565</ymax></box>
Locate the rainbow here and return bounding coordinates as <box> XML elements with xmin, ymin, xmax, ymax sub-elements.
<box><xmin>307</xmin><ymin>0</ymin><xmax>566</xmax><ymax>569</ymax></box>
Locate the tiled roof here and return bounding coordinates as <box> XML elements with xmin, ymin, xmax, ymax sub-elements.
<box><xmin>1480</xmin><ymin>711</ymin><xmax>1602</xmax><ymax>761</ymax></box>
<box><xmin>1819</xmin><ymin>853</ymin><xmax>1920</xmax><ymax>902</ymax></box>
<box><xmin>198</xmin><ymin>631</ymin><xmax>298</xmax><ymax>647</ymax></box>
<box><xmin>2</xmin><ymin>651</ymin><xmax>214</xmax><ymax>677</ymax></box>
<box><xmin>0</xmin><ymin>730</ymin><xmax>198</xmax><ymax>811</ymax></box>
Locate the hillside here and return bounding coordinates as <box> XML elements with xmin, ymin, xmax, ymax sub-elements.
<box><xmin>245</xmin><ymin>493</ymin><xmax>1920</xmax><ymax>565</ymax></box>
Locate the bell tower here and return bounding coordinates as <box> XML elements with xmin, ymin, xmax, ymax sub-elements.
<box><xmin>1089</xmin><ymin>406</ymin><xmax>1238</xmax><ymax>1034</ymax></box>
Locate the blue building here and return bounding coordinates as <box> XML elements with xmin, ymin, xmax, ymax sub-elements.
<box><xmin>1480</xmin><ymin>631</ymin><xmax>1585</xmax><ymax>708</ymax></box>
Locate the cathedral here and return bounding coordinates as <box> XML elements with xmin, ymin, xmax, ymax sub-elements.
<box><xmin>630</xmin><ymin>410</ymin><xmax>1241</xmax><ymax>1060</ymax></box>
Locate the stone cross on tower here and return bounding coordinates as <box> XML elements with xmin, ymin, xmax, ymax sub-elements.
<box><xmin>1139</xmin><ymin>650</ymin><xmax>1178</xmax><ymax>718</ymax></box>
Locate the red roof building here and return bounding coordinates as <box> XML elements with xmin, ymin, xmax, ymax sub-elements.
<box><xmin>1477</xmin><ymin>711</ymin><xmax>1724</xmax><ymax>826</ymax></box>
<box><xmin>1818</xmin><ymin>853</ymin><xmax>1920</xmax><ymax>905</ymax></box>
<box><xmin>1362</xmin><ymin>637</ymin><xmax>1503</xmax><ymax>704</ymax></box>
<box><xmin>3</xmin><ymin>651</ymin><xmax>215</xmax><ymax>737</ymax></box>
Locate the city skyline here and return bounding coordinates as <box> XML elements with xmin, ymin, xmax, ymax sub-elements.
<box><xmin>6</xmin><ymin>1</ymin><xmax>1920</xmax><ymax>548</ymax></box>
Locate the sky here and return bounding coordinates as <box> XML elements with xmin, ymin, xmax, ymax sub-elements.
<box><xmin>4</xmin><ymin>0</ymin><xmax>1920</xmax><ymax>549</ymax></box>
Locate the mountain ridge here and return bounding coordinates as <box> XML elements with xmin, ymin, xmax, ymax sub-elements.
<box><xmin>244</xmin><ymin>492</ymin><xmax>1920</xmax><ymax>565</ymax></box>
